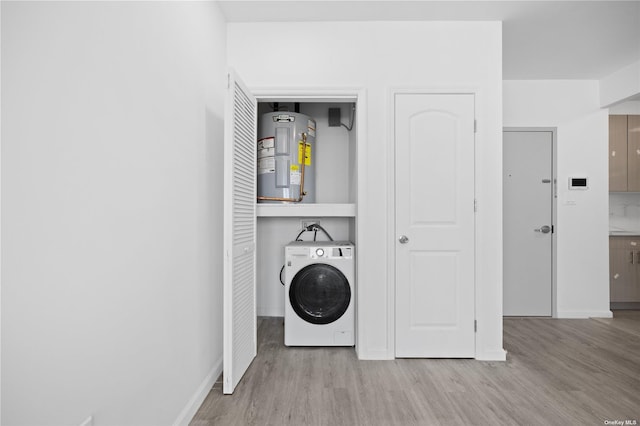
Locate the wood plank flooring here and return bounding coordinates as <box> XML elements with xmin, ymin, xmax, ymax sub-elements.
<box><xmin>191</xmin><ymin>312</ymin><xmax>640</xmax><ymax>426</ymax></box>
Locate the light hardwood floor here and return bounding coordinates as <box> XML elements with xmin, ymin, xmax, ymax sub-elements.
<box><xmin>191</xmin><ymin>312</ymin><xmax>640</xmax><ymax>426</ymax></box>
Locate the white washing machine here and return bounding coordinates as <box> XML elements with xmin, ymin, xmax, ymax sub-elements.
<box><xmin>284</xmin><ymin>241</ymin><xmax>355</xmax><ymax>346</ymax></box>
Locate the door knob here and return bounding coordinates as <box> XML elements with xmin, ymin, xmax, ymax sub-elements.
<box><xmin>534</xmin><ymin>225</ymin><xmax>551</xmax><ymax>234</ymax></box>
<box><xmin>399</xmin><ymin>235</ymin><xmax>409</xmax><ymax>244</ymax></box>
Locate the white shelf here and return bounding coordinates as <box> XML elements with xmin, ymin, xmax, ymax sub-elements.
<box><xmin>256</xmin><ymin>203</ymin><xmax>356</xmax><ymax>217</ymax></box>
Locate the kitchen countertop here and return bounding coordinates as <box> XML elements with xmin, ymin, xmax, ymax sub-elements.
<box><xmin>610</xmin><ymin>227</ymin><xmax>640</xmax><ymax>236</ymax></box>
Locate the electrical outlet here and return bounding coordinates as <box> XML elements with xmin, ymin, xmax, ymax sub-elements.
<box><xmin>301</xmin><ymin>219</ymin><xmax>320</xmax><ymax>229</ymax></box>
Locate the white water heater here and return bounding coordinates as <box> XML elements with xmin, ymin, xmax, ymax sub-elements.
<box><xmin>257</xmin><ymin>112</ymin><xmax>316</xmax><ymax>203</ymax></box>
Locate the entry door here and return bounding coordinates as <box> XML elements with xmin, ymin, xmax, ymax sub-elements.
<box><xmin>223</xmin><ymin>71</ymin><xmax>257</xmax><ymax>394</ymax></box>
<box><xmin>503</xmin><ymin>130</ymin><xmax>553</xmax><ymax>316</ymax></box>
<box><xmin>395</xmin><ymin>93</ymin><xmax>476</xmax><ymax>358</ymax></box>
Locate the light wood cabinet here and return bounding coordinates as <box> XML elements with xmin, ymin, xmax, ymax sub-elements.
<box><xmin>609</xmin><ymin>115</ymin><xmax>640</xmax><ymax>192</ymax></box>
<box><xmin>628</xmin><ymin>115</ymin><xmax>640</xmax><ymax>191</ymax></box>
<box><xmin>609</xmin><ymin>115</ymin><xmax>628</xmax><ymax>191</ymax></box>
<box><xmin>609</xmin><ymin>236</ymin><xmax>640</xmax><ymax>302</ymax></box>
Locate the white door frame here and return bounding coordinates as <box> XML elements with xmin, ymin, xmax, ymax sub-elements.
<box><xmin>249</xmin><ymin>87</ymin><xmax>367</xmax><ymax>356</ymax></box>
<box><xmin>503</xmin><ymin>127</ymin><xmax>558</xmax><ymax>318</ymax></box>
<box><xmin>387</xmin><ymin>87</ymin><xmax>479</xmax><ymax>358</ymax></box>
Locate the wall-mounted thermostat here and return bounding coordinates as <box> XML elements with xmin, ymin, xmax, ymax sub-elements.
<box><xmin>569</xmin><ymin>177</ymin><xmax>588</xmax><ymax>190</ymax></box>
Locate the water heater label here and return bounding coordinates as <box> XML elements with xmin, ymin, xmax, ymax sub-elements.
<box><xmin>290</xmin><ymin>164</ymin><xmax>301</xmax><ymax>185</ymax></box>
<box><xmin>258</xmin><ymin>138</ymin><xmax>275</xmax><ymax>159</ymax></box>
<box><xmin>298</xmin><ymin>142</ymin><xmax>312</xmax><ymax>166</ymax></box>
<box><xmin>258</xmin><ymin>137</ymin><xmax>275</xmax><ymax>149</ymax></box>
<box><xmin>258</xmin><ymin>147</ymin><xmax>274</xmax><ymax>159</ymax></box>
<box><xmin>257</xmin><ymin>157</ymin><xmax>275</xmax><ymax>175</ymax></box>
<box><xmin>307</xmin><ymin>120</ymin><xmax>316</xmax><ymax>137</ymax></box>
<box><xmin>290</xmin><ymin>170</ymin><xmax>301</xmax><ymax>185</ymax></box>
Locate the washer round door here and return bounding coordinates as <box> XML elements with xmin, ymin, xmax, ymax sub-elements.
<box><xmin>289</xmin><ymin>263</ymin><xmax>351</xmax><ymax>325</ymax></box>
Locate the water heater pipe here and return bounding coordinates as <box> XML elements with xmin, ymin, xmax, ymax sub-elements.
<box><xmin>257</xmin><ymin>133</ymin><xmax>309</xmax><ymax>203</ymax></box>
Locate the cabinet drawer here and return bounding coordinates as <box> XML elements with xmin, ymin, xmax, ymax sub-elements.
<box><xmin>610</xmin><ymin>236</ymin><xmax>640</xmax><ymax>249</ymax></box>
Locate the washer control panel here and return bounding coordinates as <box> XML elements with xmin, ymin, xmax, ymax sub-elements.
<box><xmin>309</xmin><ymin>245</ymin><xmax>353</xmax><ymax>259</ymax></box>
<box><xmin>286</xmin><ymin>241</ymin><xmax>354</xmax><ymax>260</ymax></box>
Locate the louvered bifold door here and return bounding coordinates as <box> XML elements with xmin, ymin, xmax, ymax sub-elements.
<box><xmin>223</xmin><ymin>71</ymin><xmax>257</xmax><ymax>394</ymax></box>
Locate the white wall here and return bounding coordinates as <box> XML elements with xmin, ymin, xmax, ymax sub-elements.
<box><xmin>504</xmin><ymin>80</ymin><xmax>611</xmax><ymax>318</ymax></box>
<box><xmin>1</xmin><ymin>2</ymin><xmax>227</xmax><ymax>425</ymax></box>
<box><xmin>609</xmin><ymin>100</ymin><xmax>640</xmax><ymax>115</ymax></box>
<box><xmin>229</xmin><ymin>21</ymin><xmax>505</xmax><ymax>360</ymax></box>
<box><xmin>600</xmin><ymin>60</ymin><xmax>640</xmax><ymax>107</ymax></box>
<box><xmin>503</xmin><ymin>80</ymin><xmax>601</xmax><ymax>128</ymax></box>
<box><xmin>0</xmin><ymin>2</ymin><xmax>3</xmax><ymax>421</ymax></box>
<box><xmin>556</xmin><ymin>110</ymin><xmax>611</xmax><ymax>317</ymax></box>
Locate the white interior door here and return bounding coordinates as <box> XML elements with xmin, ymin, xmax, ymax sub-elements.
<box><xmin>503</xmin><ymin>130</ymin><xmax>553</xmax><ymax>316</ymax></box>
<box><xmin>395</xmin><ymin>93</ymin><xmax>476</xmax><ymax>358</ymax></box>
<box><xmin>223</xmin><ymin>71</ymin><xmax>257</xmax><ymax>394</ymax></box>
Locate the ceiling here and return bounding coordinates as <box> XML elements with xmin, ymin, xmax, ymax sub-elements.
<box><xmin>218</xmin><ymin>0</ymin><xmax>640</xmax><ymax>80</ymax></box>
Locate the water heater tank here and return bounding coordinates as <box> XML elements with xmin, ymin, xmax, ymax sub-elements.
<box><xmin>257</xmin><ymin>112</ymin><xmax>316</xmax><ymax>203</ymax></box>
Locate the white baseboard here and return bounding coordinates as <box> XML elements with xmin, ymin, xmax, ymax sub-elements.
<box><xmin>476</xmin><ymin>348</ymin><xmax>508</xmax><ymax>361</ymax></box>
<box><xmin>172</xmin><ymin>357</ymin><xmax>222</xmax><ymax>426</ymax></box>
<box><xmin>556</xmin><ymin>310</ymin><xmax>613</xmax><ymax>319</ymax></box>
<box><xmin>356</xmin><ymin>348</ymin><xmax>394</xmax><ymax>360</ymax></box>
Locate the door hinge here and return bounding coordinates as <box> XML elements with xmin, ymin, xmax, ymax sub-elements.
<box><xmin>474</xmin><ymin>199</ymin><xmax>478</xmax><ymax>212</ymax></box>
<box><xmin>474</xmin><ymin>320</ymin><xmax>477</xmax><ymax>332</ymax></box>
<box><xmin>474</xmin><ymin>119</ymin><xmax>477</xmax><ymax>133</ymax></box>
